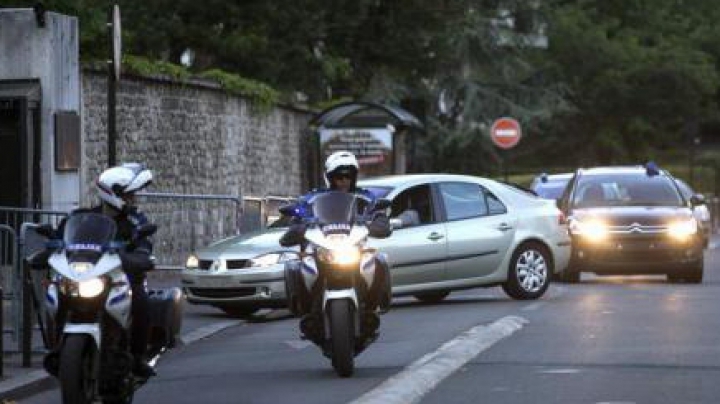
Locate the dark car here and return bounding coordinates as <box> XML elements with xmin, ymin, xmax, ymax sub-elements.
<box><xmin>530</xmin><ymin>173</ymin><xmax>573</xmax><ymax>200</ymax></box>
<box><xmin>556</xmin><ymin>165</ymin><xmax>705</xmax><ymax>283</ymax></box>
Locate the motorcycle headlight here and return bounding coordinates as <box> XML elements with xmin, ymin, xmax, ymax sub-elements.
<box><xmin>318</xmin><ymin>246</ymin><xmax>362</xmax><ymax>267</ymax></box>
<box><xmin>186</xmin><ymin>254</ymin><xmax>199</xmax><ymax>269</ymax></box>
<box><xmin>668</xmin><ymin>219</ymin><xmax>697</xmax><ymax>241</ymax></box>
<box><xmin>570</xmin><ymin>219</ymin><xmax>608</xmax><ymax>242</ymax></box>
<box><xmin>78</xmin><ymin>278</ymin><xmax>106</xmax><ymax>298</ymax></box>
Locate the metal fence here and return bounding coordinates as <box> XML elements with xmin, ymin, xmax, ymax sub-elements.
<box><xmin>137</xmin><ymin>193</ymin><xmax>295</xmax><ymax>268</ymax></box>
<box><xmin>0</xmin><ymin>207</ymin><xmax>67</xmax><ymax>369</ymax></box>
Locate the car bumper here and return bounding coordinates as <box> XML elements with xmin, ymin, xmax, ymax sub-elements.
<box><xmin>181</xmin><ymin>264</ymin><xmax>288</xmax><ymax>308</ymax></box>
<box><xmin>571</xmin><ymin>235</ymin><xmax>703</xmax><ymax>274</ymax></box>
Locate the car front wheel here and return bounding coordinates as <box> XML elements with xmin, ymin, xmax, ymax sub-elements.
<box><xmin>502</xmin><ymin>242</ymin><xmax>551</xmax><ymax>300</ymax></box>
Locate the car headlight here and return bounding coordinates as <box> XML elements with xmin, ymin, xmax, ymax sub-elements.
<box><xmin>248</xmin><ymin>253</ymin><xmax>284</xmax><ymax>268</ymax></box>
<box><xmin>186</xmin><ymin>254</ymin><xmax>199</xmax><ymax>269</ymax></box>
<box><xmin>667</xmin><ymin>219</ymin><xmax>697</xmax><ymax>241</ymax></box>
<box><xmin>78</xmin><ymin>278</ymin><xmax>106</xmax><ymax>298</ymax></box>
<box><xmin>570</xmin><ymin>219</ymin><xmax>608</xmax><ymax>241</ymax></box>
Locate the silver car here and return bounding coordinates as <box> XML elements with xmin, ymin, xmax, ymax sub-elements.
<box><xmin>181</xmin><ymin>174</ymin><xmax>572</xmax><ymax>315</ymax></box>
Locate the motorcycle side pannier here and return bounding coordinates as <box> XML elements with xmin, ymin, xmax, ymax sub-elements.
<box><xmin>147</xmin><ymin>287</ymin><xmax>184</xmax><ymax>348</ymax></box>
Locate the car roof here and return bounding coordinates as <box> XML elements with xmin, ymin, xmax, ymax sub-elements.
<box><xmin>358</xmin><ymin>173</ymin><xmax>495</xmax><ymax>189</ymax></box>
<box><xmin>534</xmin><ymin>173</ymin><xmax>573</xmax><ymax>183</ymax></box>
<box><xmin>575</xmin><ymin>165</ymin><xmax>667</xmax><ymax>176</ymax></box>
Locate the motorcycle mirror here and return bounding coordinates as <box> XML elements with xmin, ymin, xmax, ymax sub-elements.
<box><xmin>279</xmin><ymin>204</ymin><xmax>296</xmax><ymax>216</ymax></box>
<box><xmin>690</xmin><ymin>194</ymin><xmax>706</xmax><ymax>206</ymax></box>
<box><xmin>374</xmin><ymin>199</ymin><xmax>392</xmax><ymax>211</ymax></box>
<box><xmin>35</xmin><ymin>223</ymin><xmax>55</xmax><ymax>238</ymax></box>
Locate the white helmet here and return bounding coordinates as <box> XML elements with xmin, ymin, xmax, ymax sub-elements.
<box><xmin>324</xmin><ymin>151</ymin><xmax>359</xmax><ymax>188</ymax></box>
<box><xmin>96</xmin><ymin>163</ymin><xmax>153</xmax><ymax>211</ymax></box>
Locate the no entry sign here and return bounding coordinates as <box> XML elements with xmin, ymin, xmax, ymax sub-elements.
<box><xmin>490</xmin><ymin>117</ymin><xmax>522</xmax><ymax>149</ymax></box>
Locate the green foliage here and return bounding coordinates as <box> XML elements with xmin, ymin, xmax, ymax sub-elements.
<box><xmin>11</xmin><ymin>0</ymin><xmax>720</xmax><ymax>174</ymax></box>
<box><xmin>198</xmin><ymin>70</ymin><xmax>279</xmax><ymax>112</ymax></box>
<box><xmin>123</xmin><ymin>55</ymin><xmax>191</xmax><ymax>81</ymax></box>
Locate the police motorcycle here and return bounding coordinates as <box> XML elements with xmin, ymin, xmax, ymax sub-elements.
<box><xmin>36</xmin><ymin>212</ymin><xmax>183</xmax><ymax>404</ymax></box>
<box><xmin>283</xmin><ymin>191</ymin><xmax>391</xmax><ymax>377</ymax></box>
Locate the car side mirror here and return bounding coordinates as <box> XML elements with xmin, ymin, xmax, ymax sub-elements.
<box><xmin>136</xmin><ymin>223</ymin><xmax>157</xmax><ymax>239</ymax></box>
<box><xmin>690</xmin><ymin>194</ymin><xmax>706</xmax><ymax>206</ymax></box>
<box><xmin>374</xmin><ymin>199</ymin><xmax>392</xmax><ymax>211</ymax></box>
<box><xmin>36</xmin><ymin>223</ymin><xmax>56</xmax><ymax>238</ymax></box>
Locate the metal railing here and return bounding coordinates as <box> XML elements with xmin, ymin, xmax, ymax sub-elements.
<box><xmin>0</xmin><ymin>207</ymin><xmax>68</xmax><ymax>370</ymax></box>
<box><xmin>136</xmin><ymin>192</ymin><xmax>243</xmax><ymax>268</ymax></box>
<box><xmin>137</xmin><ymin>192</ymin><xmax>295</xmax><ymax>268</ymax></box>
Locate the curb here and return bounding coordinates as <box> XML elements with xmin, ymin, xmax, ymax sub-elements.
<box><xmin>0</xmin><ymin>320</ymin><xmax>245</xmax><ymax>401</ymax></box>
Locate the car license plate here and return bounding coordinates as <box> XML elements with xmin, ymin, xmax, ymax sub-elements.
<box><xmin>198</xmin><ymin>276</ymin><xmax>232</xmax><ymax>288</ymax></box>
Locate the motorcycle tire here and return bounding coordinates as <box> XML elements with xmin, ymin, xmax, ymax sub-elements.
<box><xmin>59</xmin><ymin>334</ymin><xmax>96</xmax><ymax>404</ymax></box>
<box><xmin>329</xmin><ymin>299</ymin><xmax>355</xmax><ymax>378</ymax></box>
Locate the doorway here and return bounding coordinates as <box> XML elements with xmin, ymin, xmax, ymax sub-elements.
<box><xmin>0</xmin><ymin>80</ymin><xmax>41</xmax><ymax>208</ymax></box>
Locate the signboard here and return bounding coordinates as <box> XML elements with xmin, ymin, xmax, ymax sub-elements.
<box><xmin>490</xmin><ymin>117</ymin><xmax>522</xmax><ymax>149</ymax></box>
<box><xmin>319</xmin><ymin>128</ymin><xmax>394</xmax><ymax>177</ymax></box>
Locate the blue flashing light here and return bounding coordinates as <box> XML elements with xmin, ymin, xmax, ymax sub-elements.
<box><xmin>645</xmin><ymin>161</ymin><xmax>660</xmax><ymax>176</ymax></box>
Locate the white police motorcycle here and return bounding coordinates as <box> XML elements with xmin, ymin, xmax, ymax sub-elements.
<box><xmin>284</xmin><ymin>191</ymin><xmax>391</xmax><ymax>377</ymax></box>
<box><xmin>39</xmin><ymin>212</ymin><xmax>182</xmax><ymax>404</ymax></box>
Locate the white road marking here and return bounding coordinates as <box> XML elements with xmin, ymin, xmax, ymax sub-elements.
<box><xmin>538</xmin><ymin>368</ymin><xmax>582</xmax><ymax>374</ymax></box>
<box><xmin>179</xmin><ymin>320</ymin><xmax>243</xmax><ymax>345</ymax></box>
<box><xmin>284</xmin><ymin>340</ymin><xmax>313</xmax><ymax>350</ymax></box>
<box><xmin>596</xmin><ymin>402</ymin><xmax>636</xmax><ymax>404</ymax></box>
<box><xmin>349</xmin><ymin>316</ymin><xmax>528</xmax><ymax>404</ymax></box>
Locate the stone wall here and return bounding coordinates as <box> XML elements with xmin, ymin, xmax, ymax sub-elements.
<box><xmin>81</xmin><ymin>70</ymin><xmax>312</xmax><ymax>265</ymax></box>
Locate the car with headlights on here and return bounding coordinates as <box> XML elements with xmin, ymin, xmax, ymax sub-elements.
<box><xmin>556</xmin><ymin>165</ymin><xmax>705</xmax><ymax>283</ymax></box>
<box><xmin>182</xmin><ymin>225</ymin><xmax>300</xmax><ymax>317</ymax></box>
<box><xmin>182</xmin><ymin>174</ymin><xmax>572</xmax><ymax>315</ymax></box>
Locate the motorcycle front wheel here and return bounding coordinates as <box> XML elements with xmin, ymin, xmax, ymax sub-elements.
<box><xmin>59</xmin><ymin>334</ymin><xmax>97</xmax><ymax>404</ymax></box>
<box><xmin>329</xmin><ymin>299</ymin><xmax>355</xmax><ymax>377</ymax></box>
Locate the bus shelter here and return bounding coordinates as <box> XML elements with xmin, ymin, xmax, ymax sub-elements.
<box><xmin>305</xmin><ymin>101</ymin><xmax>424</xmax><ymax>188</ymax></box>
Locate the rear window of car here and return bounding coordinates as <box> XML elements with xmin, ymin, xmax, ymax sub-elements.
<box><xmin>533</xmin><ymin>181</ymin><xmax>568</xmax><ymax>199</ymax></box>
<box><xmin>573</xmin><ymin>173</ymin><xmax>684</xmax><ymax>208</ymax></box>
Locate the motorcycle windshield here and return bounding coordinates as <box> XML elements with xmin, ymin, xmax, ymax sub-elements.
<box><xmin>63</xmin><ymin>212</ymin><xmax>117</xmax><ymax>254</ymax></box>
<box><xmin>312</xmin><ymin>192</ymin><xmax>357</xmax><ymax>227</ymax></box>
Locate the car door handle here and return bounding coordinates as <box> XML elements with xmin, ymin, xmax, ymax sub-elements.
<box><xmin>427</xmin><ymin>232</ymin><xmax>445</xmax><ymax>241</ymax></box>
<box><xmin>497</xmin><ymin>223</ymin><xmax>513</xmax><ymax>231</ymax></box>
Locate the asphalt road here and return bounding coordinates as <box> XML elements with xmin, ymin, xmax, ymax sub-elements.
<box><xmin>21</xmin><ymin>242</ymin><xmax>720</xmax><ymax>404</ymax></box>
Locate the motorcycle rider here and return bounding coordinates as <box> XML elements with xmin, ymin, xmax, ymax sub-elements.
<box><xmin>31</xmin><ymin>163</ymin><xmax>156</xmax><ymax>378</ymax></box>
<box><xmin>280</xmin><ymin>151</ymin><xmax>392</xmax><ymax>315</ymax></box>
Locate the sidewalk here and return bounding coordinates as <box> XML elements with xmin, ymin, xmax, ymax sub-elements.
<box><xmin>0</xmin><ymin>350</ymin><xmax>53</xmax><ymax>401</ymax></box>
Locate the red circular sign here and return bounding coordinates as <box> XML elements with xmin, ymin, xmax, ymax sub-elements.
<box><xmin>490</xmin><ymin>117</ymin><xmax>522</xmax><ymax>149</ymax></box>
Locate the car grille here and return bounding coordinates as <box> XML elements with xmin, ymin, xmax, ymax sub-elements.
<box><xmin>198</xmin><ymin>260</ymin><xmax>214</xmax><ymax>270</ymax></box>
<box><xmin>188</xmin><ymin>287</ymin><xmax>257</xmax><ymax>299</ymax></box>
<box><xmin>583</xmin><ymin>234</ymin><xmax>693</xmax><ymax>263</ymax></box>
<box><xmin>607</xmin><ymin>224</ymin><xmax>667</xmax><ymax>234</ymax></box>
<box><xmin>226</xmin><ymin>259</ymin><xmax>250</xmax><ymax>269</ymax></box>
